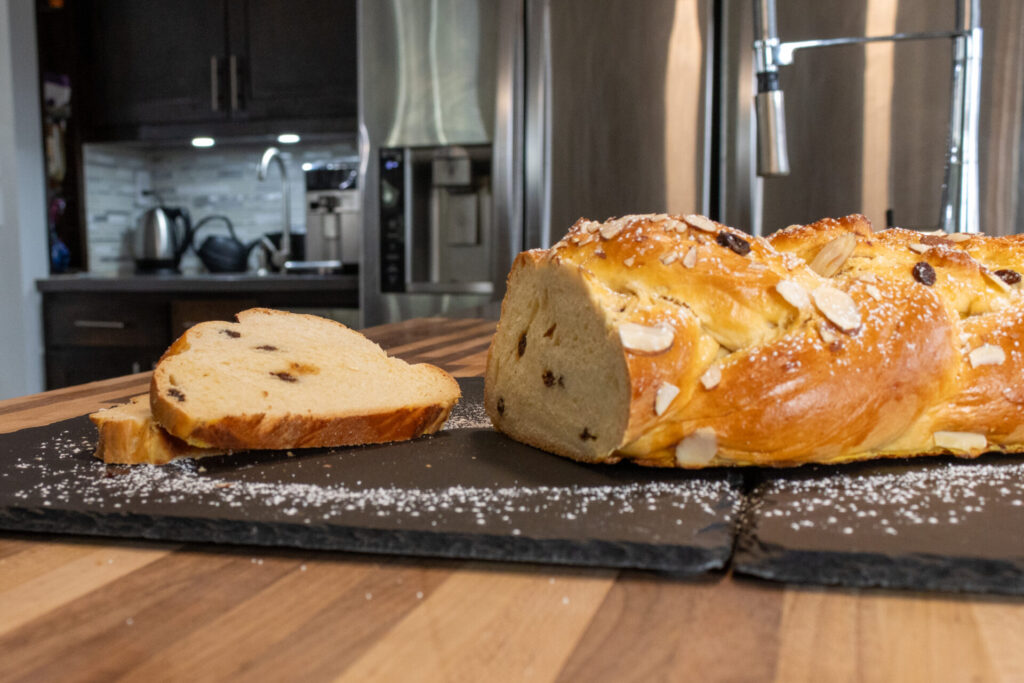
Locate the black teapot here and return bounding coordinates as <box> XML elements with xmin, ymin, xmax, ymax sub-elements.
<box><xmin>191</xmin><ymin>215</ymin><xmax>259</xmax><ymax>273</ymax></box>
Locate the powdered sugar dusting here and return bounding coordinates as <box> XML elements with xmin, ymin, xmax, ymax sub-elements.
<box><xmin>442</xmin><ymin>398</ymin><xmax>491</xmax><ymax>430</ymax></box>
<box><xmin>747</xmin><ymin>458</ymin><xmax>1024</xmax><ymax>538</ymax></box>
<box><xmin>6</xmin><ymin>426</ymin><xmax>739</xmax><ymax>541</ymax></box>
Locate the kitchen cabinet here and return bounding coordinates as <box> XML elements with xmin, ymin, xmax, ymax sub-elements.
<box><xmin>229</xmin><ymin>0</ymin><xmax>358</xmax><ymax>123</ymax></box>
<box><xmin>83</xmin><ymin>0</ymin><xmax>357</xmax><ymax>140</ymax></box>
<box><xmin>43</xmin><ymin>293</ymin><xmax>172</xmax><ymax>388</ymax></box>
<box><xmin>39</xmin><ymin>275</ymin><xmax>359</xmax><ymax>389</ymax></box>
<box><xmin>84</xmin><ymin>0</ymin><xmax>229</xmax><ymax>129</ymax></box>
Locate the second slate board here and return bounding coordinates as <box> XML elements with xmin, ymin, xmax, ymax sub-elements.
<box><xmin>0</xmin><ymin>378</ymin><xmax>741</xmax><ymax>574</ymax></box>
<box><xmin>734</xmin><ymin>456</ymin><xmax>1024</xmax><ymax>595</ymax></box>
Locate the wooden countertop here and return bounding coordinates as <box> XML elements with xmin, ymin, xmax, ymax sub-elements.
<box><xmin>37</xmin><ymin>272</ymin><xmax>359</xmax><ymax>295</ymax></box>
<box><xmin>2</xmin><ymin>316</ymin><xmax>1023</xmax><ymax>682</ymax></box>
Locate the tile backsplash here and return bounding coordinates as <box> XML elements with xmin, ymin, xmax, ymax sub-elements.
<box><xmin>83</xmin><ymin>138</ymin><xmax>359</xmax><ymax>274</ymax></box>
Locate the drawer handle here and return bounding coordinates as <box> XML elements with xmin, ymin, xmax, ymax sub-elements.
<box><xmin>210</xmin><ymin>55</ymin><xmax>220</xmax><ymax>112</ymax></box>
<box><xmin>229</xmin><ymin>54</ymin><xmax>239</xmax><ymax>111</ymax></box>
<box><xmin>73</xmin><ymin>320</ymin><xmax>126</xmax><ymax>329</ymax></box>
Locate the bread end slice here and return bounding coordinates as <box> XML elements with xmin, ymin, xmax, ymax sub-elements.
<box><xmin>90</xmin><ymin>395</ymin><xmax>223</xmax><ymax>465</ymax></box>
<box><xmin>484</xmin><ymin>252</ymin><xmax>631</xmax><ymax>463</ymax></box>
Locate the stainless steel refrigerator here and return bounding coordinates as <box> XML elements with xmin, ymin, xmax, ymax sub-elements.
<box><xmin>358</xmin><ymin>0</ymin><xmax>715</xmax><ymax>326</ymax></box>
<box><xmin>358</xmin><ymin>0</ymin><xmax>1024</xmax><ymax>326</ymax></box>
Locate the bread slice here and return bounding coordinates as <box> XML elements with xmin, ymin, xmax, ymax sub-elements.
<box><xmin>90</xmin><ymin>395</ymin><xmax>223</xmax><ymax>465</ymax></box>
<box><xmin>150</xmin><ymin>308</ymin><xmax>460</xmax><ymax>450</ymax></box>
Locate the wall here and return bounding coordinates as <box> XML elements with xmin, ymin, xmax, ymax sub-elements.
<box><xmin>0</xmin><ymin>0</ymin><xmax>46</xmax><ymax>400</ymax></box>
<box><xmin>83</xmin><ymin>139</ymin><xmax>358</xmax><ymax>274</ymax></box>
<box><xmin>81</xmin><ymin>145</ymin><xmax>147</xmax><ymax>272</ymax></box>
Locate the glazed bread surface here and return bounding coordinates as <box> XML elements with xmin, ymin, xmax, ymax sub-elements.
<box><xmin>484</xmin><ymin>213</ymin><xmax>1024</xmax><ymax>467</ymax></box>
<box><xmin>151</xmin><ymin>308</ymin><xmax>460</xmax><ymax>450</ymax></box>
<box><xmin>90</xmin><ymin>395</ymin><xmax>222</xmax><ymax>465</ymax></box>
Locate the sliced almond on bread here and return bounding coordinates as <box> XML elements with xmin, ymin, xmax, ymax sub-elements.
<box><xmin>150</xmin><ymin>308</ymin><xmax>460</xmax><ymax>451</ymax></box>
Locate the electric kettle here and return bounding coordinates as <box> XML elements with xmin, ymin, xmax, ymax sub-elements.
<box><xmin>133</xmin><ymin>206</ymin><xmax>193</xmax><ymax>273</ymax></box>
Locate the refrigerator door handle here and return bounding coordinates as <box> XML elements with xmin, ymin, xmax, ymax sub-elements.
<box><xmin>524</xmin><ymin>0</ymin><xmax>552</xmax><ymax>250</ymax></box>
<box><xmin>492</xmin><ymin>0</ymin><xmax>526</xmax><ymax>296</ymax></box>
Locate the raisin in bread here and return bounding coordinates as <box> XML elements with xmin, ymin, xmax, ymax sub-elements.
<box><xmin>90</xmin><ymin>395</ymin><xmax>222</xmax><ymax>465</ymax></box>
<box><xmin>484</xmin><ymin>213</ymin><xmax>1024</xmax><ymax>468</ymax></box>
<box><xmin>151</xmin><ymin>308</ymin><xmax>460</xmax><ymax>450</ymax></box>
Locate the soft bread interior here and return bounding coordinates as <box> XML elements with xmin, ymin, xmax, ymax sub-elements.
<box><xmin>485</xmin><ymin>256</ymin><xmax>629</xmax><ymax>462</ymax></box>
<box><xmin>95</xmin><ymin>394</ymin><xmax>151</xmax><ymax>429</ymax></box>
<box><xmin>152</xmin><ymin>309</ymin><xmax>459</xmax><ymax>447</ymax></box>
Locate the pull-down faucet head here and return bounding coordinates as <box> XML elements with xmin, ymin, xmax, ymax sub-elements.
<box><xmin>257</xmin><ymin>146</ymin><xmax>292</xmax><ymax>267</ymax></box>
<box><xmin>752</xmin><ymin>0</ymin><xmax>790</xmax><ymax>177</ymax></box>
<box><xmin>750</xmin><ymin>0</ymin><xmax>981</xmax><ymax>232</ymax></box>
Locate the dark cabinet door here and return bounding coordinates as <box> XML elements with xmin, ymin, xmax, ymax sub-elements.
<box><xmin>229</xmin><ymin>0</ymin><xmax>357</xmax><ymax>122</ymax></box>
<box><xmin>85</xmin><ymin>0</ymin><xmax>229</xmax><ymax>129</ymax></box>
<box><xmin>45</xmin><ymin>347</ymin><xmax>166</xmax><ymax>389</ymax></box>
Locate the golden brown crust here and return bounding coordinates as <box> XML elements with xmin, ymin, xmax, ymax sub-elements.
<box><xmin>485</xmin><ymin>213</ymin><xmax>1024</xmax><ymax>468</ymax></box>
<box><xmin>934</xmin><ymin>304</ymin><xmax>1024</xmax><ymax>444</ymax></box>
<box><xmin>154</xmin><ymin>398</ymin><xmax>450</xmax><ymax>451</ymax></box>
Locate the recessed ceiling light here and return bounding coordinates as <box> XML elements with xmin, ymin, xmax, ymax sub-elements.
<box><xmin>191</xmin><ymin>137</ymin><xmax>215</xmax><ymax>148</ymax></box>
<box><xmin>277</xmin><ymin>133</ymin><xmax>301</xmax><ymax>144</ymax></box>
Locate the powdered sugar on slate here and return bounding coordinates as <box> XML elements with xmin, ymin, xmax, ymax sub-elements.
<box><xmin>748</xmin><ymin>458</ymin><xmax>1024</xmax><ymax>536</ymax></box>
<box><xmin>442</xmin><ymin>398</ymin><xmax>491</xmax><ymax>430</ymax></box>
<box><xmin>7</xmin><ymin>427</ymin><xmax>737</xmax><ymax>537</ymax></box>
<box><xmin>13</xmin><ymin>425</ymin><xmax>1024</xmax><ymax>544</ymax></box>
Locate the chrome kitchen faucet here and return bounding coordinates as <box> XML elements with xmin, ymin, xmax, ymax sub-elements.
<box><xmin>752</xmin><ymin>0</ymin><xmax>982</xmax><ymax>233</ymax></box>
<box><xmin>257</xmin><ymin>146</ymin><xmax>292</xmax><ymax>267</ymax></box>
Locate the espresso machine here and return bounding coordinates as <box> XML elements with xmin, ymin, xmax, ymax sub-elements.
<box><xmin>305</xmin><ymin>163</ymin><xmax>360</xmax><ymax>272</ymax></box>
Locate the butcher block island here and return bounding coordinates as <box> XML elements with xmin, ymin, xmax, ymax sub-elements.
<box><xmin>2</xmin><ymin>315</ymin><xmax>1024</xmax><ymax>682</ymax></box>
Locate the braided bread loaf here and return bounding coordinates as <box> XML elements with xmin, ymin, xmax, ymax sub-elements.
<box><xmin>484</xmin><ymin>213</ymin><xmax>1024</xmax><ymax>467</ymax></box>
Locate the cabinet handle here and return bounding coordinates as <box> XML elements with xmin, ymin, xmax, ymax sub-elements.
<box><xmin>210</xmin><ymin>56</ymin><xmax>220</xmax><ymax>112</ymax></box>
<box><xmin>73</xmin><ymin>320</ymin><xmax>126</xmax><ymax>329</ymax></box>
<box><xmin>229</xmin><ymin>54</ymin><xmax>239</xmax><ymax>111</ymax></box>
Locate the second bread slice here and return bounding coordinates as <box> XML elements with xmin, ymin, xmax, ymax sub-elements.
<box><xmin>91</xmin><ymin>395</ymin><xmax>222</xmax><ymax>464</ymax></box>
<box><xmin>151</xmin><ymin>308</ymin><xmax>460</xmax><ymax>450</ymax></box>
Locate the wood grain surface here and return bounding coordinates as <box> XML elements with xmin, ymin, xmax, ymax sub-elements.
<box><xmin>2</xmin><ymin>316</ymin><xmax>1024</xmax><ymax>682</ymax></box>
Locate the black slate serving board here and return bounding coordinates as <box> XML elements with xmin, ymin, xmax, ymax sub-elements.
<box><xmin>0</xmin><ymin>379</ymin><xmax>741</xmax><ymax>574</ymax></box>
<box><xmin>734</xmin><ymin>455</ymin><xmax>1024</xmax><ymax>595</ymax></box>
